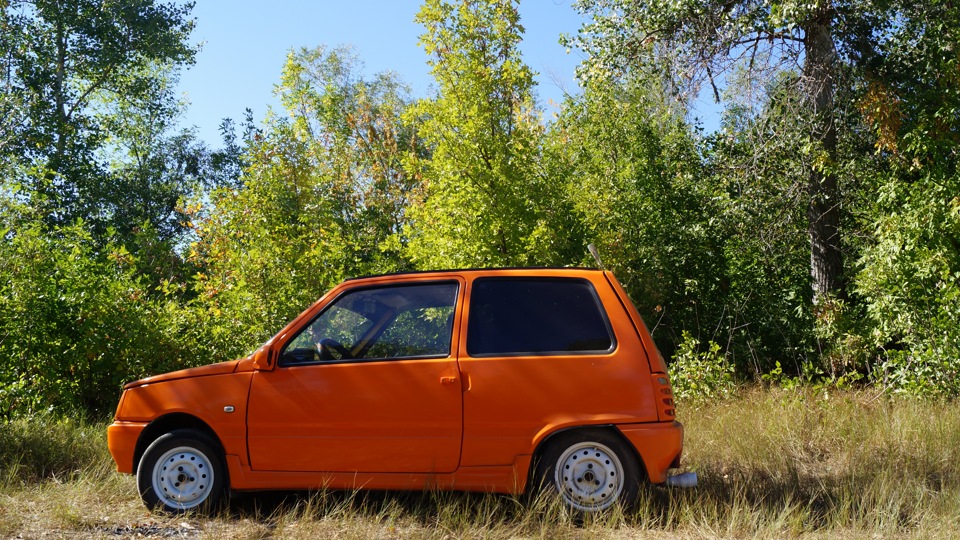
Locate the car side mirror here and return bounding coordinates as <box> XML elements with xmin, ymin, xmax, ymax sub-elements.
<box><xmin>252</xmin><ymin>345</ymin><xmax>274</xmax><ymax>371</ymax></box>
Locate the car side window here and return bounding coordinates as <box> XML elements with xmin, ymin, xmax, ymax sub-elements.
<box><xmin>281</xmin><ymin>282</ymin><xmax>458</xmax><ymax>364</ymax></box>
<box><xmin>467</xmin><ymin>277</ymin><xmax>614</xmax><ymax>356</ymax></box>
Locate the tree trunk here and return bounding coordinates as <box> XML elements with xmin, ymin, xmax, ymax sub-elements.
<box><xmin>37</xmin><ymin>11</ymin><xmax>69</xmax><ymax>226</ymax></box>
<box><xmin>803</xmin><ymin>14</ymin><xmax>844</xmax><ymax>304</ymax></box>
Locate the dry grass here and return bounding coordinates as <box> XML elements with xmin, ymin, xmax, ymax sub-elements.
<box><xmin>2</xmin><ymin>388</ymin><xmax>959</xmax><ymax>538</ymax></box>
<box><xmin>672</xmin><ymin>387</ymin><xmax>960</xmax><ymax>538</ymax></box>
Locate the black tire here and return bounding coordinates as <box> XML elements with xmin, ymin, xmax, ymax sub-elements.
<box><xmin>136</xmin><ymin>428</ymin><xmax>226</xmax><ymax>514</ymax></box>
<box><xmin>532</xmin><ymin>429</ymin><xmax>643</xmax><ymax>512</ymax></box>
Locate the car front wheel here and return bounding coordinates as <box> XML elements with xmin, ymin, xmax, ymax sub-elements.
<box><xmin>136</xmin><ymin>429</ymin><xmax>225</xmax><ymax>513</ymax></box>
<box><xmin>535</xmin><ymin>429</ymin><xmax>642</xmax><ymax>512</ymax></box>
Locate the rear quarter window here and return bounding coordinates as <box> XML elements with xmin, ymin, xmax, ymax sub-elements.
<box><xmin>467</xmin><ymin>277</ymin><xmax>615</xmax><ymax>356</ymax></box>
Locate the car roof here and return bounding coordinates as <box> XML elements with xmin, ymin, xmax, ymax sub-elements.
<box><xmin>344</xmin><ymin>267</ymin><xmax>605</xmax><ymax>282</ymax></box>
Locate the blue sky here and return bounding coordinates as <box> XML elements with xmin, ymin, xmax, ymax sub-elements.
<box><xmin>176</xmin><ymin>0</ymin><xmax>588</xmax><ymax>145</ymax></box>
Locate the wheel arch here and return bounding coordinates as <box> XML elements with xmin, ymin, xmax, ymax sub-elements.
<box><xmin>525</xmin><ymin>425</ymin><xmax>647</xmax><ymax>493</ymax></box>
<box><xmin>133</xmin><ymin>414</ymin><xmax>223</xmax><ymax>474</ymax></box>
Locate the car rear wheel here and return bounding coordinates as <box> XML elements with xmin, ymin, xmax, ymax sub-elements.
<box><xmin>136</xmin><ymin>429</ymin><xmax>225</xmax><ymax>514</ymax></box>
<box><xmin>534</xmin><ymin>429</ymin><xmax>642</xmax><ymax>512</ymax></box>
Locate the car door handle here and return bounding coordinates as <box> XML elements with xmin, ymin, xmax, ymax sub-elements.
<box><xmin>440</xmin><ymin>376</ymin><xmax>457</xmax><ymax>385</ymax></box>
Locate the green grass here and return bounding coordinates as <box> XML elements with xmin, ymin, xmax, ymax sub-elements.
<box><xmin>2</xmin><ymin>388</ymin><xmax>959</xmax><ymax>538</ymax></box>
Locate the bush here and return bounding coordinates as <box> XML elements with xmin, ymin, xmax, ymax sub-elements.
<box><xmin>872</xmin><ymin>348</ymin><xmax>960</xmax><ymax>398</ymax></box>
<box><xmin>0</xmin><ymin>220</ymin><xmax>233</xmax><ymax>418</ymax></box>
<box><xmin>668</xmin><ymin>331</ymin><xmax>736</xmax><ymax>402</ymax></box>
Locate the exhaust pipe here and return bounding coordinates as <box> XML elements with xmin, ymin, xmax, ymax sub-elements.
<box><xmin>665</xmin><ymin>471</ymin><xmax>698</xmax><ymax>488</ymax></box>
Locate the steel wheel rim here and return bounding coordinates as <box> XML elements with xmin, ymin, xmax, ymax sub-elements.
<box><xmin>554</xmin><ymin>441</ymin><xmax>624</xmax><ymax>511</ymax></box>
<box><xmin>152</xmin><ymin>446</ymin><xmax>214</xmax><ymax>510</ymax></box>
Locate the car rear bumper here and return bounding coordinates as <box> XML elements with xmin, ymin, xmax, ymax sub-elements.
<box><xmin>616</xmin><ymin>421</ymin><xmax>684</xmax><ymax>483</ymax></box>
<box><xmin>107</xmin><ymin>421</ymin><xmax>148</xmax><ymax>474</ymax></box>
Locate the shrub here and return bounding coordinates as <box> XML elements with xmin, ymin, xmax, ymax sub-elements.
<box><xmin>0</xmin><ymin>221</ymin><xmax>231</xmax><ymax>418</ymax></box>
<box><xmin>668</xmin><ymin>331</ymin><xmax>736</xmax><ymax>402</ymax></box>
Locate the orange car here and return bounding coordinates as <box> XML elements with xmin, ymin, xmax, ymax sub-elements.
<box><xmin>107</xmin><ymin>268</ymin><xmax>686</xmax><ymax>513</ymax></box>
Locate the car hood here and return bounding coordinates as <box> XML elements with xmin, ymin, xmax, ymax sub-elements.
<box><xmin>123</xmin><ymin>360</ymin><xmax>240</xmax><ymax>389</ymax></box>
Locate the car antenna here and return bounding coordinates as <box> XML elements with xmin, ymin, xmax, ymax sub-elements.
<box><xmin>587</xmin><ymin>243</ymin><xmax>605</xmax><ymax>270</ymax></box>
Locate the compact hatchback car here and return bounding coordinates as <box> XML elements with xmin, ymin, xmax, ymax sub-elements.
<box><xmin>107</xmin><ymin>268</ymin><xmax>685</xmax><ymax>513</ymax></box>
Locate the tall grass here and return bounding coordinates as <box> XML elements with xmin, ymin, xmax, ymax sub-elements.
<box><xmin>670</xmin><ymin>388</ymin><xmax>960</xmax><ymax>538</ymax></box>
<box><xmin>2</xmin><ymin>388</ymin><xmax>959</xmax><ymax>538</ymax></box>
<box><xmin>0</xmin><ymin>414</ymin><xmax>113</xmax><ymax>488</ymax></box>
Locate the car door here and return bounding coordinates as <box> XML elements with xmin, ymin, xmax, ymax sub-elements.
<box><xmin>246</xmin><ymin>280</ymin><xmax>464</xmax><ymax>473</ymax></box>
<box><xmin>456</xmin><ymin>275</ymin><xmax>658</xmax><ymax>467</ymax></box>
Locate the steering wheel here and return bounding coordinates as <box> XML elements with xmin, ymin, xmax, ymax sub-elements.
<box><xmin>318</xmin><ymin>337</ymin><xmax>353</xmax><ymax>360</ymax></box>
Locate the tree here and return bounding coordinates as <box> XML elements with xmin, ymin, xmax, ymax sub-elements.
<box><xmin>0</xmin><ymin>209</ymin><xmax>217</xmax><ymax>417</ymax></box>
<box><xmin>704</xmin><ymin>73</ymin><xmax>826</xmax><ymax>373</ymax></box>
<box><xmin>0</xmin><ymin>13</ymin><xmax>25</xmax><ymax>161</ymax></box>
<box><xmin>548</xmin><ymin>77</ymin><xmax>727</xmax><ymax>354</ymax></box>
<box><xmin>93</xmin><ymin>63</ymin><xmax>244</xmax><ymax>287</ymax></box>
<box><xmin>853</xmin><ymin>1</ymin><xmax>960</xmax><ymax>395</ymax></box>
<box><xmin>566</xmin><ymin>0</ymin><xmax>901</xmax><ymax>305</ymax></box>
<box><xmin>567</xmin><ymin>0</ymin><xmax>960</xmax><ymax>389</ymax></box>
<box><xmin>1</xmin><ymin>0</ymin><xmax>196</xmax><ymax>225</ymax></box>
<box><xmin>406</xmin><ymin>0</ymin><xmax>581</xmax><ymax>268</ymax></box>
<box><xmin>191</xmin><ymin>46</ymin><xmax>423</xmax><ymax>341</ymax></box>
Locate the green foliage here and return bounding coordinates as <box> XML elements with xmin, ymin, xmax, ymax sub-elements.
<box><xmin>0</xmin><ymin>213</ymin><xmax>221</xmax><ymax>417</ymax></box>
<box><xmin>96</xmin><ymin>64</ymin><xmax>214</xmax><ymax>233</ymax></box>
<box><xmin>669</xmin><ymin>331</ymin><xmax>735</xmax><ymax>402</ymax></box>
<box><xmin>760</xmin><ymin>359</ymin><xmax>865</xmax><ymax>392</ymax></box>
<box><xmin>563</xmin><ymin>0</ymin><xmax>960</xmax><ymax>398</ymax></box>
<box><xmin>406</xmin><ymin>0</ymin><xmax>581</xmax><ymax>268</ymax></box>
<box><xmin>1</xmin><ymin>0</ymin><xmax>215</xmax><ymax>293</ymax></box>
<box><xmin>852</xmin><ymin>1</ymin><xmax>960</xmax><ymax>396</ymax></box>
<box><xmin>700</xmin><ymin>76</ymin><xmax>819</xmax><ymax>374</ymax></box>
<box><xmin>1</xmin><ymin>0</ymin><xmax>197</xmax><ymax>227</ymax></box>
<box><xmin>565</xmin><ymin>0</ymin><xmax>895</xmax><ymax>99</ymax></box>
<box><xmin>565</xmin><ymin>0</ymin><xmax>838</xmax><ymax>368</ymax></box>
<box><xmin>3</xmin><ymin>0</ymin><xmax>960</xmax><ymax>417</ymax></box>
<box><xmin>549</xmin><ymin>78</ymin><xmax>727</xmax><ymax>354</ymax></box>
<box><xmin>189</xmin><ymin>46</ymin><xmax>422</xmax><ymax>344</ymax></box>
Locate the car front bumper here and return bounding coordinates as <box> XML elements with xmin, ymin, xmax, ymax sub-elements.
<box><xmin>107</xmin><ymin>420</ymin><xmax>148</xmax><ymax>474</ymax></box>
